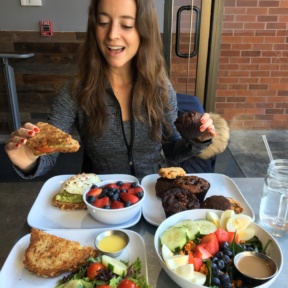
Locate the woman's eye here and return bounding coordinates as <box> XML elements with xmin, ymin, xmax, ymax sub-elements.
<box><xmin>98</xmin><ymin>22</ymin><xmax>109</xmax><ymax>27</ymax></box>
<box><xmin>122</xmin><ymin>25</ymin><xmax>133</xmax><ymax>30</ymax></box>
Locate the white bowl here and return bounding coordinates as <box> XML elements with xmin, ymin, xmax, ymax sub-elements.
<box><xmin>83</xmin><ymin>180</ymin><xmax>145</xmax><ymax>225</ymax></box>
<box><xmin>154</xmin><ymin>209</ymin><xmax>283</xmax><ymax>288</ymax></box>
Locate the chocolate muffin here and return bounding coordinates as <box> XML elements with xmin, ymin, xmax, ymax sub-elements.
<box><xmin>162</xmin><ymin>187</ymin><xmax>200</xmax><ymax>218</ymax></box>
<box><xmin>174</xmin><ymin>111</ymin><xmax>203</xmax><ymax>140</ymax></box>
<box><xmin>155</xmin><ymin>177</ymin><xmax>176</xmax><ymax>199</ymax></box>
<box><xmin>173</xmin><ymin>175</ymin><xmax>210</xmax><ymax>203</ymax></box>
<box><xmin>201</xmin><ymin>195</ymin><xmax>231</xmax><ymax>211</ymax></box>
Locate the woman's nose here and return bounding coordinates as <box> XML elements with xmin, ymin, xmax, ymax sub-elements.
<box><xmin>108</xmin><ymin>23</ymin><xmax>120</xmax><ymax>39</ymax></box>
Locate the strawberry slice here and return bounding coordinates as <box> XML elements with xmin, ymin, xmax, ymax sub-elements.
<box><xmin>127</xmin><ymin>187</ymin><xmax>143</xmax><ymax>195</ymax></box>
<box><xmin>104</xmin><ymin>183</ymin><xmax>119</xmax><ymax>189</ymax></box>
<box><xmin>188</xmin><ymin>253</ymin><xmax>203</xmax><ymax>271</ymax></box>
<box><xmin>120</xmin><ymin>183</ymin><xmax>131</xmax><ymax>190</ymax></box>
<box><xmin>93</xmin><ymin>196</ymin><xmax>109</xmax><ymax>208</ymax></box>
<box><xmin>119</xmin><ymin>192</ymin><xmax>139</xmax><ymax>204</ymax></box>
<box><xmin>199</xmin><ymin>233</ymin><xmax>219</xmax><ymax>256</ymax></box>
<box><xmin>86</xmin><ymin>188</ymin><xmax>102</xmax><ymax>197</ymax></box>
<box><xmin>111</xmin><ymin>200</ymin><xmax>124</xmax><ymax>209</ymax></box>
<box><xmin>193</xmin><ymin>245</ymin><xmax>213</xmax><ymax>260</ymax></box>
<box><xmin>228</xmin><ymin>232</ymin><xmax>239</xmax><ymax>244</ymax></box>
<box><xmin>214</xmin><ymin>228</ymin><xmax>229</xmax><ymax>244</ymax></box>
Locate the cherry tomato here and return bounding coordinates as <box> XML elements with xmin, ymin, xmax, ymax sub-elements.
<box><xmin>87</xmin><ymin>262</ymin><xmax>106</xmax><ymax>280</ymax></box>
<box><xmin>118</xmin><ymin>278</ymin><xmax>139</xmax><ymax>288</ymax></box>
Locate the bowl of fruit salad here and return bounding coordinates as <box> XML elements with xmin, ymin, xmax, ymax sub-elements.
<box><xmin>154</xmin><ymin>209</ymin><xmax>283</xmax><ymax>288</ymax></box>
<box><xmin>83</xmin><ymin>180</ymin><xmax>145</xmax><ymax>225</ymax></box>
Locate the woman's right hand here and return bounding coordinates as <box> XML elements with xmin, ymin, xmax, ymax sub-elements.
<box><xmin>4</xmin><ymin>122</ymin><xmax>40</xmax><ymax>173</ymax></box>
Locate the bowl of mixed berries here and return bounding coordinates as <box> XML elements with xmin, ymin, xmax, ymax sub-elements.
<box><xmin>83</xmin><ymin>180</ymin><xmax>145</xmax><ymax>225</ymax></box>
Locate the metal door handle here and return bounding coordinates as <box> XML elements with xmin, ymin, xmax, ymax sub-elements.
<box><xmin>175</xmin><ymin>5</ymin><xmax>200</xmax><ymax>58</ymax></box>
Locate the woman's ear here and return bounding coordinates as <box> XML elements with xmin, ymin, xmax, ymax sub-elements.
<box><xmin>197</xmin><ymin>113</ymin><xmax>230</xmax><ymax>159</ymax></box>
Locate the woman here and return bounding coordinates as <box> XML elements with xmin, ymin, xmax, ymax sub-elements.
<box><xmin>5</xmin><ymin>0</ymin><xmax>216</xmax><ymax>180</ymax></box>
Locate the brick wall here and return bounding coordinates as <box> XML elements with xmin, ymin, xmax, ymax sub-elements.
<box><xmin>215</xmin><ymin>0</ymin><xmax>288</xmax><ymax>129</ymax></box>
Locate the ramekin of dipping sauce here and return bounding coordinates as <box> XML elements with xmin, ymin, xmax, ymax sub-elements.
<box><xmin>233</xmin><ymin>251</ymin><xmax>278</xmax><ymax>285</ymax></box>
<box><xmin>95</xmin><ymin>230</ymin><xmax>129</xmax><ymax>257</ymax></box>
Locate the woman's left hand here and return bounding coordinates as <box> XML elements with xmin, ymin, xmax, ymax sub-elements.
<box><xmin>197</xmin><ymin>113</ymin><xmax>216</xmax><ymax>142</ymax></box>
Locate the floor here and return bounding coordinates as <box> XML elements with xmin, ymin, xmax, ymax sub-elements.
<box><xmin>0</xmin><ymin>129</ymin><xmax>288</xmax><ymax>269</ymax></box>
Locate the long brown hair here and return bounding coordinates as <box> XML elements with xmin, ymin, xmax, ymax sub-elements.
<box><xmin>73</xmin><ymin>0</ymin><xmax>171</xmax><ymax>141</ymax></box>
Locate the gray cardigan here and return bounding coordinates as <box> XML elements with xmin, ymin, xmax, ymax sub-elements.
<box><xmin>18</xmin><ymin>81</ymin><xmax>211</xmax><ymax>180</ymax></box>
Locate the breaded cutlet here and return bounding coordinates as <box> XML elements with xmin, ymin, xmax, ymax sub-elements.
<box><xmin>23</xmin><ymin>228</ymin><xmax>97</xmax><ymax>278</ymax></box>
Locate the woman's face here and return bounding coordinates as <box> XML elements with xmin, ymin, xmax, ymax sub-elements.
<box><xmin>96</xmin><ymin>0</ymin><xmax>140</xmax><ymax>71</ymax></box>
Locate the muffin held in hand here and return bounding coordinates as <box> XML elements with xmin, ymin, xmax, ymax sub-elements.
<box><xmin>174</xmin><ymin>111</ymin><xmax>203</xmax><ymax>140</ymax></box>
<box><xmin>162</xmin><ymin>187</ymin><xmax>200</xmax><ymax>218</ymax></box>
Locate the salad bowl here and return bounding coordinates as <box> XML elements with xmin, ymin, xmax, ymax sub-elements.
<box><xmin>154</xmin><ymin>209</ymin><xmax>283</xmax><ymax>288</ymax></box>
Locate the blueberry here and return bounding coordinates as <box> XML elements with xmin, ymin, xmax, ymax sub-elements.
<box><xmin>216</xmin><ymin>259</ymin><xmax>225</xmax><ymax>270</ymax></box>
<box><xmin>91</xmin><ymin>184</ymin><xmax>98</xmax><ymax>189</ymax></box>
<box><xmin>107</xmin><ymin>191</ymin><xmax>114</xmax><ymax>197</ymax></box>
<box><xmin>212</xmin><ymin>263</ymin><xmax>217</xmax><ymax>270</ymax></box>
<box><xmin>220</xmin><ymin>273</ymin><xmax>230</xmax><ymax>284</ymax></box>
<box><xmin>103</xmin><ymin>188</ymin><xmax>109</xmax><ymax>194</ymax></box>
<box><xmin>124</xmin><ymin>201</ymin><xmax>131</xmax><ymax>207</ymax></box>
<box><xmin>120</xmin><ymin>189</ymin><xmax>127</xmax><ymax>193</ymax></box>
<box><xmin>212</xmin><ymin>268</ymin><xmax>221</xmax><ymax>277</ymax></box>
<box><xmin>215</xmin><ymin>251</ymin><xmax>224</xmax><ymax>259</ymax></box>
<box><xmin>212</xmin><ymin>257</ymin><xmax>218</xmax><ymax>263</ymax></box>
<box><xmin>211</xmin><ymin>277</ymin><xmax>221</xmax><ymax>286</ymax></box>
<box><xmin>137</xmin><ymin>192</ymin><xmax>144</xmax><ymax>198</ymax></box>
<box><xmin>87</xmin><ymin>195</ymin><xmax>96</xmax><ymax>203</ymax></box>
<box><xmin>103</xmin><ymin>205</ymin><xmax>110</xmax><ymax>209</ymax></box>
<box><xmin>222</xmin><ymin>254</ymin><xmax>230</xmax><ymax>264</ymax></box>
<box><xmin>220</xmin><ymin>241</ymin><xmax>229</xmax><ymax>250</ymax></box>
<box><xmin>131</xmin><ymin>182</ymin><xmax>138</xmax><ymax>188</ymax></box>
<box><xmin>116</xmin><ymin>181</ymin><xmax>124</xmax><ymax>186</ymax></box>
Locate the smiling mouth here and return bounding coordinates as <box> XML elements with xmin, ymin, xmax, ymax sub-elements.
<box><xmin>107</xmin><ymin>46</ymin><xmax>125</xmax><ymax>53</ymax></box>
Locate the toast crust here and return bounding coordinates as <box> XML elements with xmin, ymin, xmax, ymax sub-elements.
<box><xmin>23</xmin><ymin>228</ymin><xmax>97</xmax><ymax>277</ymax></box>
<box><xmin>26</xmin><ymin>122</ymin><xmax>80</xmax><ymax>156</ymax></box>
<box><xmin>51</xmin><ymin>195</ymin><xmax>87</xmax><ymax>210</ymax></box>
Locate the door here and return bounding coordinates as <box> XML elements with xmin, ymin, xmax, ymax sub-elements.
<box><xmin>163</xmin><ymin>0</ymin><xmax>223</xmax><ymax>111</ymax></box>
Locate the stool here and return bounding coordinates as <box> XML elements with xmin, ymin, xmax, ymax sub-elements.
<box><xmin>0</xmin><ymin>53</ymin><xmax>34</xmax><ymax>131</ymax></box>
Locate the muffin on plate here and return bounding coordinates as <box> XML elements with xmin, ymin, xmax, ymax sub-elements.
<box><xmin>155</xmin><ymin>167</ymin><xmax>186</xmax><ymax>199</ymax></box>
<box><xmin>162</xmin><ymin>187</ymin><xmax>200</xmax><ymax>218</ymax></box>
<box><xmin>173</xmin><ymin>175</ymin><xmax>210</xmax><ymax>203</ymax></box>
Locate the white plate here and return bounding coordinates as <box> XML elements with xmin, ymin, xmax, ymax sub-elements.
<box><xmin>27</xmin><ymin>174</ymin><xmax>141</xmax><ymax>230</ymax></box>
<box><xmin>141</xmin><ymin>173</ymin><xmax>254</xmax><ymax>226</ymax></box>
<box><xmin>154</xmin><ymin>209</ymin><xmax>283</xmax><ymax>288</ymax></box>
<box><xmin>0</xmin><ymin>229</ymin><xmax>148</xmax><ymax>288</ymax></box>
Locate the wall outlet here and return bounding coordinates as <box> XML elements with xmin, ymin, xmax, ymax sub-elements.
<box><xmin>21</xmin><ymin>0</ymin><xmax>42</xmax><ymax>6</ymax></box>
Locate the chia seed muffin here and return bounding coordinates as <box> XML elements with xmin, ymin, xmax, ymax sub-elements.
<box><xmin>162</xmin><ymin>187</ymin><xmax>200</xmax><ymax>218</ymax></box>
<box><xmin>173</xmin><ymin>175</ymin><xmax>210</xmax><ymax>203</ymax></box>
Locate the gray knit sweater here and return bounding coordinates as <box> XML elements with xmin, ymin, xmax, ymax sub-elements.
<box><xmin>18</xmin><ymin>80</ymin><xmax>211</xmax><ymax>180</ymax></box>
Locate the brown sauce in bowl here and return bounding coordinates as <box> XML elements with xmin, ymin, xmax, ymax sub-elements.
<box><xmin>237</xmin><ymin>255</ymin><xmax>274</xmax><ymax>279</ymax></box>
